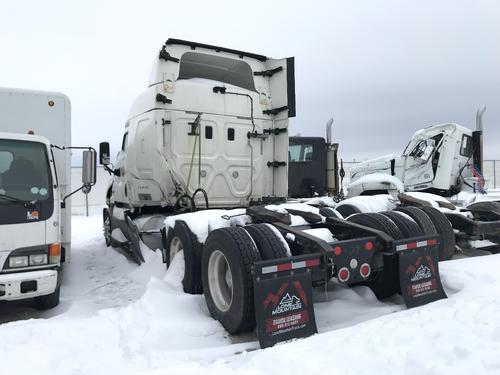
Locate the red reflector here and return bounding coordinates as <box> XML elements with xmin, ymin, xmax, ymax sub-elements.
<box><xmin>277</xmin><ymin>263</ymin><xmax>292</xmax><ymax>272</ymax></box>
<box><xmin>364</xmin><ymin>241</ymin><xmax>373</xmax><ymax>251</ymax></box>
<box><xmin>360</xmin><ymin>263</ymin><xmax>371</xmax><ymax>278</ymax></box>
<box><xmin>428</xmin><ymin>239</ymin><xmax>438</xmax><ymax>246</ymax></box>
<box><xmin>305</xmin><ymin>259</ymin><xmax>321</xmax><ymax>267</ymax></box>
<box><xmin>338</xmin><ymin>267</ymin><xmax>350</xmax><ymax>282</ymax></box>
<box><xmin>334</xmin><ymin>246</ymin><xmax>342</xmax><ymax>256</ymax></box>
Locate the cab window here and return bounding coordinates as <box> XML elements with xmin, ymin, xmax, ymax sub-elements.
<box><xmin>289</xmin><ymin>144</ymin><xmax>313</xmax><ymax>162</ymax></box>
<box><xmin>121</xmin><ymin>133</ymin><xmax>128</xmax><ymax>151</ymax></box>
<box><xmin>178</xmin><ymin>52</ymin><xmax>256</xmax><ymax>92</ymax></box>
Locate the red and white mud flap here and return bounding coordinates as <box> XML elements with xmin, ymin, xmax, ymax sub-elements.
<box><xmin>253</xmin><ymin>254</ymin><xmax>321</xmax><ymax>349</ymax></box>
<box><xmin>396</xmin><ymin>235</ymin><xmax>447</xmax><ymax>308</ymax></box>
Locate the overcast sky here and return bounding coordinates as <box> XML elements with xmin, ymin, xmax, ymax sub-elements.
<box><xmin>1</xmin><ymin>0</ymin><xmax>499</xmax><ymax>163</ymax></box>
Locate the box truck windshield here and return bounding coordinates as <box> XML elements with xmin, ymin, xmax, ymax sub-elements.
<box><xmin>0</xmin><ymin>139</ymin><xmax>53</xmax><ymax>202</ymax></box>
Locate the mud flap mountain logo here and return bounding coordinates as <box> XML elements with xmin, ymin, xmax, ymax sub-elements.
<box><xmin>397</xmin><ymin>238</ymin><xmax>447</xmax><ymax>309</ymax></box>
<box><xmin>253</xmin><ymin>271</ymin><xmax>317</xmax><ymax>348</ymax></box>
<box><xmin>410</xmin><ymin>264</ymin><xmax>432</xmax><ymax>282</ymax></box>
<box><xmin>271</xmin><ymin>293</ymin><xmax>302</xmax><ymax>315</ymax></box>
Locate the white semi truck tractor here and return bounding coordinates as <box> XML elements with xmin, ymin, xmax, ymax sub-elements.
<box><xmin>100</xmin><ymin>39</ymin><xmax>446</xmax><ymax>347</ymax></box>
<box><xmin>0</xmin><ymin>87</ymin><xmax>96</xmax><ymax>309</ymax></box>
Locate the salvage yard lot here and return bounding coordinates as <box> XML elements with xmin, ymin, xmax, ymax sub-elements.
<box><xmin>1</xmin><ymin>214</ymin><xmax>500</xmax><ymax>375</ymax></box>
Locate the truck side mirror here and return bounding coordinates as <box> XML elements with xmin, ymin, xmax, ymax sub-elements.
<box><xmin>82</xmin><ymin>150</ymin><xmax>97</xmax><ymax>187</ymax></box>
<box><xmin>99</xmin><ymin>142</ymin><xmax>110</xmax><ymax>165</ymax></box>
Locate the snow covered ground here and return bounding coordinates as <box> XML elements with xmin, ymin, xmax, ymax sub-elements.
<box><xmin>1</xmin><ymin>213</ymin><xmax>500</xmax><ymax>374</ymax></box>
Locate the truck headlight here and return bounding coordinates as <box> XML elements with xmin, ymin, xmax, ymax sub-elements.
<box><xmin>9</xmin><ymin>256</ymin><xmax>29</xmax><ymax>268</ymax></box>
<box><xmin>29</xmin><ymin>254</ymin><xmax>48</xmax><ymax>266</ymax></box>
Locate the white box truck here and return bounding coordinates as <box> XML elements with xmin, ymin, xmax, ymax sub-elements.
<box><xmin>0</xmin><ymin>87</ymin><xmax>96</xmax><ymax>309</ymax></box>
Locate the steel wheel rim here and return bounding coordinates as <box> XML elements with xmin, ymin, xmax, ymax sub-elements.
<box><xmin>208</xmin><ymin>250</ymin><xmax>233</xmax><ymax>312</ymax></box>
<box><xmin>169</xmin><ymin>236</ymin><xmax>183</xmax><ymax>262</ymax></box>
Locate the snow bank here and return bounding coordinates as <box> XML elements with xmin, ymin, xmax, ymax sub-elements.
<box><xmin>3</xmin><ymin>215</ymin><xmax>500</xmax><ymax>375</ymax></box>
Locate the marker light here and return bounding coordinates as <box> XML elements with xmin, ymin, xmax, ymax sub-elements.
<box><xmin>333</xmin><ymin>246</ymin><xmax>342</xmax><ymax>256</ymax></box>
<box><xmin>49</xmin><ymin>243</ymin><xmax>61</xmax><ymax>264</ymax></box>
<box><xmin>364</xmin><ymin>241</ymin><xmax>374</xmax><ymax>251</ymax></box>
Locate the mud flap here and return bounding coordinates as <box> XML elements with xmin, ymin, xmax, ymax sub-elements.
<box><xmin>396</xmin><ymin>235</ymin><xmax>447</xmax><ymax>308</ymax></box>
<box><xmin>253</xmin><ymin>255</ymin><xmax>320</xmax><ymax>348</ymax></box>
<box><xmin>125</xmin><ymin>216</ymin><xmax>145</xmax><ymax>264</ymax></box>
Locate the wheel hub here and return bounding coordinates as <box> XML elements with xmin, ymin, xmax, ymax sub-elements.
<box><xmin>208</xmin><ymin>250</ymin><xmax>233</xmax><ymax>312</ymax></box>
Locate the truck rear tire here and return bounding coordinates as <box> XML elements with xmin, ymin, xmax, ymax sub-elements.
<box><xmin>418</xmin><ymin>206</ymin><xmax>456</xmax><ymax>261</ymax></box>
<box><xmin>394</xmin><ymin>206</ymin><xmax>437</xmax><ymax>237</ymax></box>
<box><xmin>347</xmin><ymin>212</ymin><xmax>404</xmax><ymax>240</ymax></box>
<box><xmin>165</xmin><ymin>220</ymin><xmax>203</xmax><ymax>294</ymax></box>
<box><xmin>244</xmin><ymin>224</ymin><xmax>289</xmax><ymax>260</ymax></box>
<box><xmin>335</xmin><ymin>204</ymin><xmax>361</xmax><ymax>218</ymax></box>
<box><xmin>381</xmin><ymin>211</ymin><xmax>423</xmax><ymax>238</ymax></box>
<box><xmin>34</xmin><ymin>285</ymin><xmax>60</xmax><ymax>310</ymax></box>
<box><xmin>319</xmin><ymin>207</ymin><xmax>343</xmax><ymax>219</ymax></box>
<box><xmin>202</xmin><ymin>227</ymin><xmax>261</xmax><ymax>334</ymax></box>
<box><xmin>347</xmin><ymin>213</ymin><xmax>403</xmax><ymax>299</ymax></box>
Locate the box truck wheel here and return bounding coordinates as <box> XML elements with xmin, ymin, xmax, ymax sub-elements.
<box><xmin>202</xmin><ymin>227</ymin><xmax>261</xmax><ymax>334</ymax></box>
<box><xmin>418</xmin><ymin>206</ymin><xmax>455</xmax><ymax>261</ymax></box>
<box><xmin>347</xmin><ymin>213</ymin><xmax>404</xmax><ymax>299</ymax></box>
<box><xmin>244</xmin><ymin>224</ymin><xmax>289</xmax><ymax>260</ymax></box>
<box><xmin>165</xmin><ymin>220</ymin><xmax>202</xmax><ymax>294</ymax></box>
<box><xmin>34</xmin><ymin>284</ymin><xmax>60</xmax><ymax>310</ymax></box>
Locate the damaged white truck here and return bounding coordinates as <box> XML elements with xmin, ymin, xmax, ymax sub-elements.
<box><xmin>0</xmin><ymin>88</ymin><xmax>96</xmax><ymax>309</ymax></box>
<box><xmin>100</xmin><ymin>39</ymin><xmax>448</xmax><ymax>347</ymax></box>
<box><xmin>348</xmin><ymin>109</ymin><xmax>487</xmax><ymax>197</ymax></box>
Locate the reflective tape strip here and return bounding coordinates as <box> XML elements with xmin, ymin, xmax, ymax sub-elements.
<box><xmin>260</xmin><ymin>258</ymin><xmax>321</xmax><ymax>274</ymax></box>
<box><xmin>261</xmin><ymin>265</ymin><xmax>278</xmax><ymax>274</ymax></box>
<box><xmin>396</xmin><ymin>239</ymin><xmax>438</xmax><ymax>251</ymax></box>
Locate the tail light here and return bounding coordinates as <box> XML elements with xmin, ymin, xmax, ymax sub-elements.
<box><xmin>364</xmin><ymin>241</ymin><xmax>374</xmax><ymax>251</ymax></box>
<box><xmin>360</xmin><ymin>263</ymin><xmax>371</xmax><ymax>278</ymax></box>
<box><xmin>49</xmin><ymin>243</ymin><xmax>61</xmax><ymax>264</ymax></box>
<box><xmin>338</xmin><ymin>267</ymin><xmax>350</xmax><ymax>282</ymax></box>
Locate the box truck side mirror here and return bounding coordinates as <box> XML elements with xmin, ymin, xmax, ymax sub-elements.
<box><xmin>82</xmin><ymin>150</ymin><xmax>96</xmax><ymax>186</ymax></box>
<box><xmin>99</xmin><ymin>142</ymin><xmax>110</xmax><ymax>165</ymax></box>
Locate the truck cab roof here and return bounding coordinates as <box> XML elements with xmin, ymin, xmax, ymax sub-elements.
<box><xmin>0</xmin><ymin>131</ymin><xmax>51</xmax><ymax>146</ymax></box>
